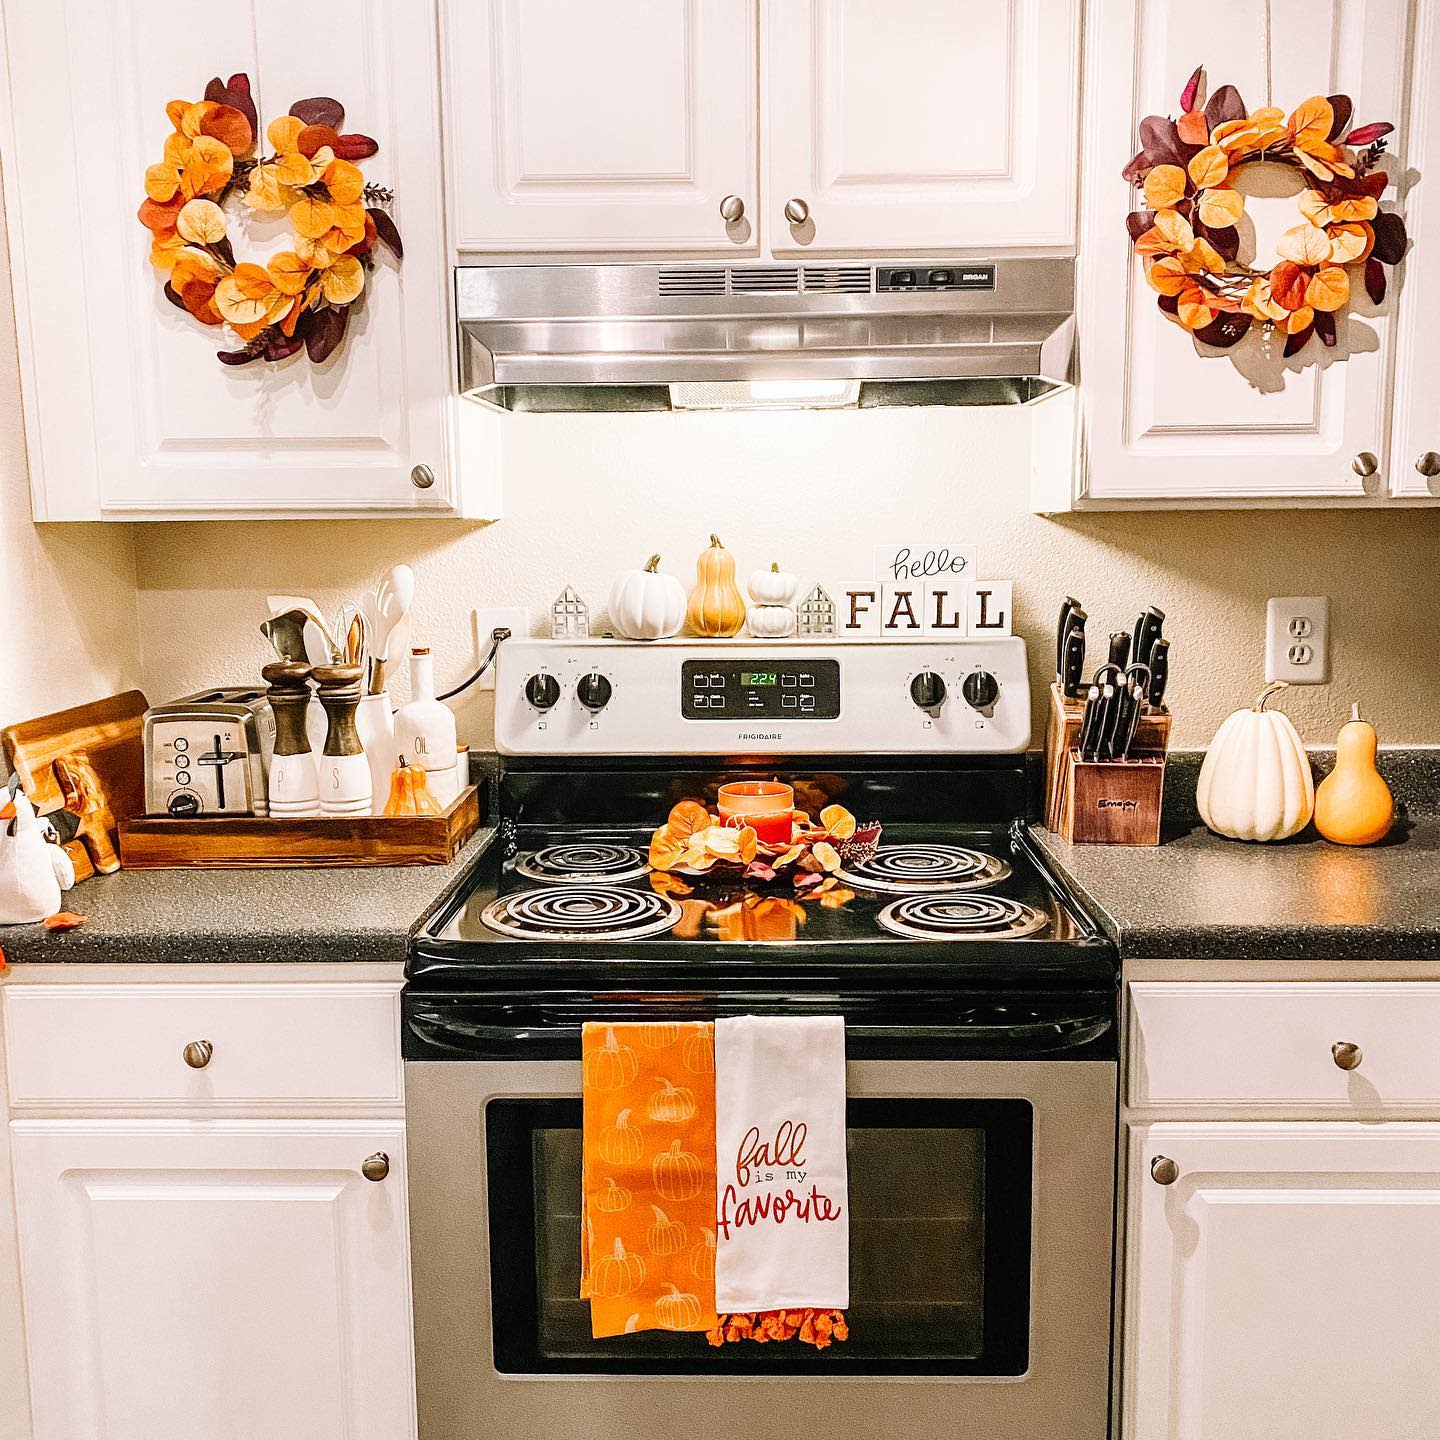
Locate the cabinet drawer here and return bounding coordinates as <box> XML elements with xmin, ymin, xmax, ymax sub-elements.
<box><xmin>1129</xmin><ymin>981</ymin><xmax>1440</xmax><ymax>1112</ymax></box>
<box><xmin>3</xmin><ymin>983</ymin><xmax>402</xmax><ymax>1109</ymax></box>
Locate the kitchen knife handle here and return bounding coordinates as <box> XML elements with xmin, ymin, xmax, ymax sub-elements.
<box><xmin>1107</xmin><ymin>631</ymin><xmax>1131</xmax><ymax>669</ymax></box>
<box><xmin>1147</xmin><ymin>638</ymin><xmax>1170</xmax><ymax>707</ymax></box>
<box><xmin>1062</xmin><ymin>629</ymin><xmax>1087</xmax><ymax>699</ymax></box>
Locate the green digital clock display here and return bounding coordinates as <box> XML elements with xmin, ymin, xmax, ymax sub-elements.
<box><xmin>741</xmin><ymin>672</ymin><xmax>778</xmax><ymax>687</ymax></box>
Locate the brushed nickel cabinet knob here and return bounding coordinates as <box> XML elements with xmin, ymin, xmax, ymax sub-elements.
<box><xmin>1417</xmin><ymin>451</ymin><xmax>1440</xmax><ymax>477</ymax></box>
<box><xmin>182</xmin><ymin>1040</ymin><xmax>213</xmax><ymax>1069</ymax></box>
<box><xmin>361</xmin><ymin>1152</ymin><xmax>390</xmax><ymax>1182</ymax></box>
<box><xmin>1150</xmin><ymin>1155</ymin><xmax>1180</xmax><ymax>1186</ymax></box>
<box><xmin>719</xmin><ymin>194</ymin><xmax>745</xmax><ymax>222</ymax></box>
<box><xmin>410</xmin><ymin>464</ymin><xmax>435</xmax><ymax>490</ymax></box>
<box><xmin>1351</xmin><ymin>451</ymin><xmax>1379</xmax><ymax>478</ymax></box>
<box><xmin>784</xmin><ymin>197</ymin><xmax>810</xmax><ymax>224</ymax></box>
<box><xmin>1332</xmin><ymin>1040</ymin><xmax>1363</xmax><ymax>1071</ymax></box>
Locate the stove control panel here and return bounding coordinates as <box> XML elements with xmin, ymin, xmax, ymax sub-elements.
<box><xmin>497</xmin><ymin>638</ymin><xmax>1031</xmax><ymax>756</ymax></box>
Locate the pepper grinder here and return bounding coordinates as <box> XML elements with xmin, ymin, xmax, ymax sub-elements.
<box><xmin>312</xmin><ymin>664</ymin><xmax>373</xmax><ymax>817</ymax></box>
<box><xmin>262</xmin><ymin>662</ymin><xmax>320</xmax><ymax>819</ymax></box>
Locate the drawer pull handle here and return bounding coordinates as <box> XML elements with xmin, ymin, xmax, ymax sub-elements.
<box><xmin>361</xmin><ymin>1152</ymin><xmax>390</xmax><ymax>1182</ymax></box>
<box><xmin>1332</xmin><ymin>1040</ymin><xmax>1363</xmax><ymax>1071</ymax></box>
<box><xmin>1150</xmin><ymin>1155</ymin><xmax>1180</xmax><ymax>1186</ymax></box>
<box><xmin>182</xmin><ymin>1039</ymin><xmax>213</xmax><ymax>1069</ymax></box>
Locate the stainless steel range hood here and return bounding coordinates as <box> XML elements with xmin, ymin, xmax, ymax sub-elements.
<box><xmin>456</xmin><ymin>259</ymin><xmax>1074</xmax><ymax>413</ymax></box>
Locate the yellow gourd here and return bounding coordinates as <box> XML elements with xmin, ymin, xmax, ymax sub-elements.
<box><xmin>686</xmin><ymin>534</ymin><xmax>746</xmax><ymax>637</ymax></box>
<box><xmin>382</xmin><ymin>756</ymin><xmax>443</xmax><ymax>817</ymax></box>
<box><xmin>1314</xmin><ymin>704</ymin><xmax>1394</xmax><ymax>846</ymax></box>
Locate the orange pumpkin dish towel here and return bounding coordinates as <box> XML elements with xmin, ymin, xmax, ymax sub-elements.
<box><xmin>580</xmin><ymin>1022</ymin><xmax>719</xmax><ymax>1337</ymax></box>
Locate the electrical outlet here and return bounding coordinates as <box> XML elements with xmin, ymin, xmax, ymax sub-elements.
<box><xmin>473</xmin><ymin>607</ymin><xmax>528</xmax><ymax>689</ymax></box>
<box><xmin>1265</xmin><ymin>596</ymin><xmax>1330</xmax><ymax>684</ymax></box>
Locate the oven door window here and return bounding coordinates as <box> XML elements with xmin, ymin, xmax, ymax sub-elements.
<box><xmin>487</xmin><ymin>1098</ymin><xmax>1032</xmax><ymax>1376</ymax></box>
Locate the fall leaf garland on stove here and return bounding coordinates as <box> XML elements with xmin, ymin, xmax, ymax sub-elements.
<box><xmin>1124</xmin><ymin>66</ymin><xmax>1408</xmax><ymax>356</ymax></box>
<box><xmin>139</xmin><ymin>73</ymin><xmax>402</xmax><ymax>366</ymax></box>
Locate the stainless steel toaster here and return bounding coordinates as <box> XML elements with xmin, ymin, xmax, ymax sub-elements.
<box><xmin>143</xmin><ymin>689</ymin><xmax>275</xmax><ymax>817</ymax></box>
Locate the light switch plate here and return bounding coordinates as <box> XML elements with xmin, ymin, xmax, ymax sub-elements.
<box><xmin>1265</xmin><ymin>596</ymin><xmax>1330</xmax><ymax>684</ymax></box>
<box><xmin>474</xmin><ymin>608</ymin><xmax>528</xmax><ymax>689</ymax></box>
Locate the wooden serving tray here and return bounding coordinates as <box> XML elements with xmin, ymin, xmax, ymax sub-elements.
<box><xmin>118</xmin><ymin>784</ymin><xmax>481</xmax><ymax>869</ymax></box>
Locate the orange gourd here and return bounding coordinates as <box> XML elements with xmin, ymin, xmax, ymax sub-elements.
<box><xmin>646</xmin><ymin>1077</ymin><xmax>698</xmax><ymax>1124</ymax></box>
<box><xmin>592</xmin><ymin>1238</ymin><xmax>646</xmax><ymax>1299</ymax></box>
<box><xmin>1314</xmin><ymin>705</ymin><xmax>1394</xmax><ymax>846</ymax></box>
<box><xmin>653</xmin><ymin>1139</ymin><xmax>703</xmax><ymax>1200</ymax></box>
<box><xmin>381</xmin><ymin>756</ymin><xmax>443</xmax><ymax>817</ymax></box>
<box><xmin>598</xmin><ymin>1108</ymin><xmax>645</xmax><ymax>1165</ymax></box>
<box><xmin>653</xmin><ymin>1284</ymin><xmax>705</xmax><ymax>1331</ymax></box>
<box><xmin>686</xmin><ymin>534</ymin><xmax>746</xmax><ymax>637</ymax></box>
<box><xmin>646</xmin><ymin>1205</ymin><xmax>688</xmax><ymax>1256</ymax></box>
<box><xmin>583</xmin><ymin>1027</ymin><xmax>639</xmax><ymax>1091</ymax></box>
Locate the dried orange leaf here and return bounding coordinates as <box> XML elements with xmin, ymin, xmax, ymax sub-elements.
<box><xmin>811</xmin><ymin>841</ymin><xmax>842</xmax><ymax>873</ymax></box>
<box><xmin>1288</xmin><ymin>95</ymin><xmax>1334</xmax><ymax>145</ymax></box>
<box><xmin>138</xmin><ymin>195</ymin><xmax>184</xmax><ymax>233</ymax></box>
<box><xmin>266</xmin><ymin>250</ymin><xmax>312</xmax><ymax>295</ymax></box>
<box><xmin>1327</xmin><ymin>194</ymin><xmax>1377</xmax><ymax>223</ymax></box>
<box><xmin>1277</xmin><ymin>223</ymin><xmax>1331</xmax><ymax>266</ymax></box>
<box><xmin>216</xmin><ymin>270</ymin><xmax>281</xmax><ymax>325</ymax></box>
<box><xmin>322</xmin><ymin>156</ymin><xmax>365</xmax><ymax>206</ymax></box>
<box><xmin>1305</xmin><ymin>265</ymin><xmax>1350</xmax><ymax>312</ymax></box>
<box><xmin>171</xmin><ymin>248</ymin><xmax>219</xmax><ymax>288</ymax></box>
<box><xmin>1285</xmin><ymin>304</ymin><xmax>1316</xmax><ymax>335</ymax></box>
<box><xmin>181</xmin><ymin>135</ymin><xmax>233</xmax><ymax>198</ymax></box>
<box><xmin>1177</xmin><ymin>109</ymin><xmax>1210</xmax><ymax>145</ymax></box>
<box><xmin>1146</xmin><ymin>255</ymin><xmax>1189</xmax><ymax>296</ymax></box>
<box><xmin>290</xmin><ymin>195</ymin><xmax>337</xmax><ymax>240</ymax></box>
<box><xmin>165</xmin><ymin>98</ymin><xmax>191</xmax><ymax>130</ymax></box>
<box><xmin>42</xmin><ymin>912</ymin><xmax>85</xmax><ymax>931</ymax></box>
<box><xmin>145</xmin><ymin>163</ymin><xmax>180</xmax><ymax>203</ymax></box>
<box><xmin>1197</xmin><ymin>187</ymin><xmax>1245</xmax><ymax>228</ymax></box>
<box><xmin>198</xmin><ymin>102</ymin><xmax>253</xmax><ymax>155</ymax></box>
<box><xmin>1142</xmin><ymin>164</ymin><xmax>1187</xmax><ymax>209</ymax></box>
<box><xmin>667</xmin><ymin>800</ymin><xmax>711</xmax><ymax>840</ymax></box>
<box><xmin>268</xmin><ymin>114</ymin><xmax>306</xmax><ymax>153</ymax></box>
<box><xmin>274</xmin><ymin>150</ymin><xmax>317</xmax><ymax>187</ymax></box>
<box><xmin>179</xmin><ymin>100</ymin><xmax>218</xmax><ymax>138</ymax></box>
<box><xmin>295</xmin><ymin>234</ymin><xmax>335</xmax><ymax>268</ymax></box>
<box><xmin>1177</xmin><ymin>291</ymin><xmax>1217</xmax><ymax>331</ymax></box>
<box><xmin>1326</xmin><ymin>222</ymin><xmax>1371</xmax><ymax>264</ymax></box>
<box><xmin>1154</xmin><ymin>209</ymin><xmax>1195</xmax><ymax>249</ymax></box>
<box><xmin>176</xmin><ymin>197</ymin><xmax>227</xmax><ymax>244</ymax></box>
<box><xmin>148</xmin><ymin>231</ymin><xmax>187</xmax><ymax>270</ymax></box>
<box><xmin>1133</xmin><ymin>225</ymin><xmax>1176</xmax><ymax>257</ymax></box>
<box><xmin>649</xmin><ymin>824</ymin><xmax>687</xmax><ymax>870</ymax></box>
<box><xmin>1187</xmin><ymin>146</ymin><xmax>1229</xmax><ymax>189</ymax></box>
<box><xmin>818</xmin><ymin>804</ymin><xmax>856</xmax><ymax>839</ymax></box>
<box><xmin>244</xmin><ymin>162</ymin><xmax>290</xmax><ymax>212</ymax></box>
<box><xmin>297</xmin><ymin>123</ymin><xmax>341</xmax><ymax>158</ymax></box>
<box><xmin>1183</xmin><ymin>237</ymin><xmax>1226</xmax><ymax>274</ymax></box>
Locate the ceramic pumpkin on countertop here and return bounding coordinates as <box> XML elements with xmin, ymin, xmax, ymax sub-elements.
<box><xmin>1314</xmin><ymin>704</ymin><xmax>1394</xmax><ymax>845</ymax></box>
<box><xmin>609</xmin><ymin>555</ymin><xmax>687</xmax><ymax>641</ymax></box>
<box><xmin>686</xmin><ymin>535</ymin><xmax>746</xmax><ymax>637</ymax></box>
<box><xmin>747</xmin><ymin>560</ymin><xmax>798</xmax><ymax>638</ymax></box>
<box><xmin>1196</xmin><ymin>683</ymin><xmax>1315</xmax><ymax>842</ymax></box>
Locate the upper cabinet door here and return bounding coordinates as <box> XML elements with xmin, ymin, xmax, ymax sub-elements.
<box><xmin>1391</xmin><ymin>0</ymin><xmax>1440</xmax><ymax>500</ymax></box>
<box><xmin>444</xmin><ymin>0</ymin><xmax>759</xmax><ymax>255</ymax></box>
<box><xmin>762</xmin><ymin>0</ymin><xmax>1080</xmax><ymax>255</ymax></box>
<box><xmin>1077</xmin><ymin>0</ymin><xmax>1411</xmax><ymax>506</ymax></box>
<box><xmin>1</xmin><ymin>0</ymin><xmax>456</xmax><ymax>520</ymax></box>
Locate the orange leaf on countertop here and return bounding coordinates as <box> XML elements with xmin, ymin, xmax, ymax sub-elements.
<box><xmin>666</xmin><ymin>801</ymin><xmax>712</xmax><ymax>842</ymax></box>
<box><xmin>43</xmin><ymin>913</ymin><xmax>86</xmax><ymax>931</ymax></box>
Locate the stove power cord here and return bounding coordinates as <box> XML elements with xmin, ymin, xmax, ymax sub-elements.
<box><xmin>437</xmin><ymin>626</ymin><xmax>512</xmax><ymax>702</ymax></box>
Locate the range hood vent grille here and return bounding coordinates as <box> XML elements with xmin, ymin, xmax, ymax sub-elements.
<box><xmin>657</xmin><ymin>267</ymin><xmax>729</xmax><ymax>297</ymax></box>
<box><xmin>802</xmin><ymin>266</ymin><xmax>872</xmax><ymax>294</ymax></box>
<box><xmin>728</xmin><ymin>266</ymin><xmax>801</xmax><ymax>293</ymax></box>
<box><xmin>656</xmin><ymin>265</ymin><xmax>874</xmax><ymax>297</ymax></box>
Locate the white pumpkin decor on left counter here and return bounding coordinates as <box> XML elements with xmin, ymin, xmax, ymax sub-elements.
<box><xmin>608</xmin><ymin>556</ymin><xmax>687</xmax><ymax>640</ymax></box>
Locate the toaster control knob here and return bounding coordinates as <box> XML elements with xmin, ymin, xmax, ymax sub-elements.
<box><xmin>909</xmin><ymin>670</ymin><xmax>946</xmax><ymax>714</ymax></box>
<box><xmin>576</xmin><ymin>672</ymin><xmax>613</xmax><ymax>712</ymax></box>
<box><xmin>524</xmin><ymin>674</ymin><xmax>561</xmax><ymax>710</ymax></box>
<box><xmin>168</xmin><ymin>791</ymin><xmax>202</xmax><ymax>817</ymax></box>
<box><xmin>962</xmin><ymin>670</ymin><xmax>1000</xmax><ymax>711</ymax></box>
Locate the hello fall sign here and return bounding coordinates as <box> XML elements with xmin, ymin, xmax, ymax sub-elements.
<box><xmin>835</xmin><ymin>544</ymin><xmax>1011</xmax><ymax>638</ymax></box>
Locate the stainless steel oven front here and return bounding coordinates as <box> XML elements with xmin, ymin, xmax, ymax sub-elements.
<box><xmin>404</xmin><ymin>999</ymin><xmax>1117</xmax><ymax>1440</ymax></box>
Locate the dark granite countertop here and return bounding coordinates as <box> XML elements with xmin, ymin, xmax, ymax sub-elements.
<box><xmin>0</xmin><ymin>828</ymin><xmax>496</xmax><ymax>966</ymax></box>
<box><xmin>1031</xmin><ymin>749</ymin><xmax>1440</xmax><ymax>962</ymax></box>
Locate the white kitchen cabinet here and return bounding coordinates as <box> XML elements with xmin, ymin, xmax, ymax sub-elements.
<box><xmin>1123</xmin><ymin>1122</ymin><xmax>1440</xmax><ymax>1440</ymax></box>
<box><xmin>0</xmin><ymin>0</ymin><xmax>484</xmax><ymax>521</ymax></box>
<box><xmin>443</xmin><ymin>0</ymin><xmax>759</xmax><ymax>256</ymax></box>
<box><xmin>1074</xmin><ymin>0</ymin><xmax>1418</xmax><ymax>507</ymax></box>
<box><xmin>763</xmin><ymin>0</ymin><xmax>1080</xmax><ymax>255</ymax></box>
<box><xmin>1390</xmin><ymin>0</ymin><xmax>1440</xmax><ymax>498</ymax></box>
<box><xmin>10</xmin><ymin>1120</ymin><xmax>415</xmax><ymax>1440</ymax></box>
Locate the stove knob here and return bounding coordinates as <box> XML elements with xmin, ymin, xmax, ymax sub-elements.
<box><xmin>576</xmin><ymin>672</ymin><xmax>613</xmax><ymax>712</ymax></box>
<box><xmin>909</xmin><ymin>670</ymin><xmax>946</xmax><ymax>714</ymax></box>
<box><xmin>524</xmin><ymin>673</ymin><xmax>561</xmax><ymax>710</ymax></box>
<box><xmin>962</xmin><ymin>670</ymin><xmax>1000</xmax><ymax>710</ymax></box>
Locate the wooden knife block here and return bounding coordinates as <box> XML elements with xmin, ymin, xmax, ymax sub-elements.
<box><xmin>1044</xmin><ymin>683</ymin><xmax>1170</xmax><ymax>846</ymax></box>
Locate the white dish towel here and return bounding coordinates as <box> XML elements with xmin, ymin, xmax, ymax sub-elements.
<box><xmin>713</xmin><ymin>1015</ymin><xmax>849</xmax><ymax>1313</ymax></box>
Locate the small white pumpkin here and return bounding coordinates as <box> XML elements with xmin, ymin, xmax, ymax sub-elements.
<box><xmin>608</xmin><ymin>555</ymin><xmax>687</xmax><ymax>641</ymax></box>
<box><xmin>747</xmin><ymin>604</ymin><xmax>796</xmax><ymax>639</ymax></box>
<box><xmin>1196</xmin><ymin>683</ymin><xmax>1315</xmax><ymax>842</ymax></box>
<box><xmin>747</xmin><ymin>562</ymin><xmax>799</xmax><ymax>607</ymax></box>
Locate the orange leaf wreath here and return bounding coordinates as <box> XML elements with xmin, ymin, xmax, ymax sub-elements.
<box><xmin>1124</xmin><ymin>66</ymin><xmax>1408</xmax><ymax>356</ymax></box>
<box><xmin>139</xmin><ymin>73</ymin><xmax>402</xmax><ymax>366</ymax></box>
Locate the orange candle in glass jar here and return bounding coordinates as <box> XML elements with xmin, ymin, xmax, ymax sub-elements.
<box><xmin>717</xmin><ymin>781</ymin><xmax>794</xmax><ymax>845</ymax></box>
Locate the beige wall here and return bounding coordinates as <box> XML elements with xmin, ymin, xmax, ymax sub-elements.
<box><xmin>132</xmin><ymin>405</ymin><xmax>1440</xmax><ymax>750</ymax></box>
<box><xmin>0</xmin><ymin>193</ymin><xmax>140</xmax><ymax>737</ymax></box>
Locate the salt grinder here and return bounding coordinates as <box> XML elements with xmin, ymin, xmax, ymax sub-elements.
<box><xmin>312</xmin><ymin>664</ymin><xmax>373</xmax><ymax>817</ymax></box>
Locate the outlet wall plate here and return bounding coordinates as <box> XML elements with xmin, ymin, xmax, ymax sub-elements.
<box><xmin>1265</xmin><ymin>596</ymin><xmax>1331</xmax><ymax>685</ymax></box>
<box><xmin>473</xmin><ymin>607</ymin><xmax>528</xmax><ymax>689</ymax></box>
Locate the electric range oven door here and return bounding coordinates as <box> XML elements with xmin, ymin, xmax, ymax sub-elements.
<box><xmin>404</xmin><ymin>999</ymin><xmax>1116</xmax><ymax>1440</ymax></box>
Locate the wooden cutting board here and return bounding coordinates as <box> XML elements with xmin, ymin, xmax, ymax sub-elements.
<box><xmin>2</xmin><ymin>690</ymin><xmax>148</xmax><ymax>876</ymax></box>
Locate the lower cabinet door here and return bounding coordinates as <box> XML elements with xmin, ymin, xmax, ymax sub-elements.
<box><xmin>10</xmin><ymin>1119</ymin><xmax>415</xmax><ymax>1440</ymax></box>
<box><xmin>1124</xmin><ymin>1123</ymin><xmax>1440</xmax><ymax>1439</ymax></box>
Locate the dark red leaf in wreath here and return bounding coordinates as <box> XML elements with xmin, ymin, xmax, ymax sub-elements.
<box><xmin>290</xmin><ymin>96</ymin><xmax>345</xmax><ymax>130</ymax></box>
<box><xmin>263</xmin><ymin>330</ymin><xmax>305</xmax><ymax>362</ymax></box>
<box><xmin>1313</xmin><ymin>310</ymin><xmax>1337</xmax><ymax>348</ymax></box>
<box><xmin>1126</xmin><ymin>209</ymin><xmax>1156</xmax><ymax>242</ymax></box>
<box><xmin>1157</xmin><ymin>294</ymin><xmax>1180</xmax><ymax>316</ymax></box>
<box><xmin>1325</xmin><ymin>95</ymin><xmax>1353</xmax><ymax>142</ymax></box>
<box><xmin>1370</xmin><ymin>211</ymin><xmax>1407</xmax><ymax>264</ymax></box>
<box><xmin>367</xmin><ymin>206</ymin><xmax>404</xmax><ymax>260</ymax></box>
<box><xmin>1204</xmin><ymin>84</ymin><xmax>1247</xmax><ymax>132</ymax></box>
<box><xmin>211</xmin><ymin>235</ymin><xmax>236</xmax><ymax>268</ymax></box>
<box><xmin>305</xmin><ymin>306</ymin><xmax>348</xmax><ymax>364</ymax></box>
<box><xmin>1179</xmin><ymin>64</ymin><xmax>1205</xmax><ymax>113</ymax></box>
<box><xmin>1336</xmin><ymin>170</ymin><xmax>1391</xmax><ymax>201</ymax></box>
<box><xmin>204</xmin><ymin>76</ymin><xmax>227</xmax><ymax>104</ymax></box>
<box><xmin>1196</xmin><ymin>220</ymin><xmax>1240</xmax><ymax>260</ymax></box>
<box><xmin>218</xmin><ymin>345</ymin><xmax>263</xmax><ymax>366</ymax></box>
<box><xmin>1122</xmin><ymin>150</ymin><xmax>1151</xmax><ymax>185</ymax></box>
<box><xmin>1138</xmin><ymin>115</ymin><xmax>1188</xmax><ymax>169</ymax></box>
<box><xmin>297</xmin><ymin>124</ymin><xmax>342</xmax><ymax>158</ymax></box>
<box><xmin>333</xmin><ymin>133</ymin><xmax>380</xmax><ymax>160</ymax></box>
<box><xmin>1283</xmin><ymin>324</ymin><xmax>1314</xmax><ymax>358</ymax></box>
<box><xmin>226</xmin><ymin>74</ymin><xmax>257</xmax><ymax>133</ymax></box>
<box><xmin>162</xmin><ymin>282</ymin><xmax>188</xmax><ymax>312</ymax></box>
<box><xmin>1345</xmin><ymin>121</ymin><xmax>1394</xmax><ymax>146</ymax></box>
<box><xmin>1193</xmin><ymin>311</ymin><xmax>1251</xmax><ymax>349</ymax></box>
<box><xmin>1270</xmin><ymin>260</ymin><xmax>1310</xmax><ymax>311</ymax></box>
<box><xmin>1364</xmin><ymin>256</ymin><xmax>1387</xmax><ymax>305</ymax></box>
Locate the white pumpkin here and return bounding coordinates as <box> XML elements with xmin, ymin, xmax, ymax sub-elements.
<box><xmin>747</xmin><ymin>604</ymin><xmax>796</xmax><ymax>639</ymax></box>
<box><xmin>608</xmin><ymin>555</ymin><xmax>687</xmax><ymax>641</ymax></box>
<box><xmin>1196</xmin><ymin>683</ymin><xmax>1315</xmax><ymax>842</ymax></box>
<box><xmin>747</xmin><ymin>563</ymin><xmax>799</xmax><ymax>607</ymax></box>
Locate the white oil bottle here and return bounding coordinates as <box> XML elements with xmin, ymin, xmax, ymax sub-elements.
<box><xmin>394</xmin><ymin>647</ymin><xmax>459</xmax><ymax>805</ymax></box>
